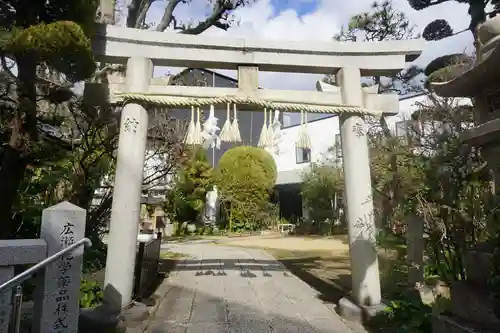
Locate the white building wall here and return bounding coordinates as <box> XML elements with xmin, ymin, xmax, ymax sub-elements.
<box><xmin>274</xmin><ymin>115</ymin><xmax>339</xmax><ymax>172</ymax></box>
<box><xmin>274</xmin><ymin>93</ymin><xmax>473</xmax><ymax>185</ymax></box>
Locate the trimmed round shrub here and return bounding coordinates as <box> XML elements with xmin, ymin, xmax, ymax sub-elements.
<box><xmin>213</xmin><ymin>146</ymin><xmax>277</xmax><ymax>230</ymax></box>
<box><xmin>215</xmin><ymin>146</ymin><xmax>276</xmax><ymax>194</ymax></box>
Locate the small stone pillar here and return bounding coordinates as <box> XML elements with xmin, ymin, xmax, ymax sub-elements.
<box><xmin>104</xmin><ymin>57</ymin><xmax>152</xmax><ymax>309</ymax></box>
<box><xmin>336</xmin><ymin>67</ymin><xmax>382</xmax><ymax>319</ymax></box>
<box><xmin>32</xmin><ymin>202</ymin><xmax>86</xmax><ymax>333</ymax></box>
<box><xmin>406</xmin><ymin>215</ymin><xmax>424</xmax><ymax>287</ymax></box>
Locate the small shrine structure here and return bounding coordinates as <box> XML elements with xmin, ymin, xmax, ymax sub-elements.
<box><xmin>428</xmin><ymin>14</ymin><xmax>500</xmax><ymax>333</ymax></box>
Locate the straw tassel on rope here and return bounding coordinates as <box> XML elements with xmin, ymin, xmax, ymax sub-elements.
<box><xmin>185</xmin><ymin>106</ymin><xmax>196</xmax><ymax>144</ymax></box>
<box><xmin>296</xmin><ymin>110</ymin><xmax>311</xmax><ymax>149</ymax></box>
<box><xmin>304</xmin><ymin>111</ymin><xmax>311</xmax><ymax>148</ymax></box>
<box><xmin>271</xmin><ymin>110</ymin><xmax>282</xmax><ymax>155</ymax></box>
<box><xmin>266</xmin><ymin>109</ymin><xmax>275</xmax><ymax>150</ymax></box>
<box><xmin>193</xmin><ymin>107</ymin><xmax>202</xmax><ymax>145</ymax></box>
<box><xmin>230</xmin><ymin>104</ymin><xmax>242</xmax><ymax>143</ymax></box>
<box><xmin>219</xmin><ymin>103</ymin><xmax>232</xmax><ymax>142</ymax></box>
<box><xmin>258</xmin><ymin>108</ymin><xmax>269</xmax><ymax>148</ymax></box>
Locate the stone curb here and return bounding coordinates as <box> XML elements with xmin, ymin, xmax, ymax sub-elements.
<box><xmin>161</xmin><ymin>239</ymin><xmax>216</xmax><ymax>247</ymax></box>
<box><xmin>126</xmin><ymin>269</ymin><xmax>178</xmax><ymax>333</ymax></box>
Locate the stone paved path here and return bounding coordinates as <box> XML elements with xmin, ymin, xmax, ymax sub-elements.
<box><xmin>146</xmin><ymin>243</ymin><xmax>358</xmax><ymax>333</ymax></box>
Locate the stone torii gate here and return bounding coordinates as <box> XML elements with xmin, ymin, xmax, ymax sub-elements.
<box><xmin>91</xmin><ymin>24</ymin><xmax>424</xmax><ymax>319</ymax></box>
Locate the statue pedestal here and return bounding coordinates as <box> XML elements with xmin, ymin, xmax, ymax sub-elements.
<box><xmin>433</xmin><ymin>243</ymin><xmax>500</xmax><ymax>333</ymax></box>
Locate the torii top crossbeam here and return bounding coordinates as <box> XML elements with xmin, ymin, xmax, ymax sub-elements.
<box><xmin>91</xmin><ymin>24</ymin><xmax>425</xmax><ymax>117</ymax></box>
<box><xmin>92</xmin><ymin>24</ymin><xmax>424</xmax><ymax>76</ymax></box>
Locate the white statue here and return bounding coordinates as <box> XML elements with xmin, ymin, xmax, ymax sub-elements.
<box><xmin>271</xmin><ymin>110</ymin><xmax>282</xmax><ymax>156</ymax></box>
<box><xmin>204</xmin><ymin>185</ymin><xmax>218</xmax><ymax>225</ymax></box>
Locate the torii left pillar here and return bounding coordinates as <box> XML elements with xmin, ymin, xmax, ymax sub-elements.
<box><xmin>104</xmin><ymin>57</ymin><xmax>152</xmax><ymax>309</ymax></box>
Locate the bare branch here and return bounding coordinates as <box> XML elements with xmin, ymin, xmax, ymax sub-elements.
<box><xmin>155</xmin><ymin>0</ymin><xmax>184</xmax><ymax>32</ymax></box>
<box><xmin>179</xmin><ymin>0</ymin><xmax>232</xmax><ymax>35</ymax></box>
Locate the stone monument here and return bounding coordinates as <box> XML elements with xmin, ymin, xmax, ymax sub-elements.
<box><xmin>428</xmin><ymin>14</ymin><xmax>500</xmax><ymax>333</ymax></box>
<box><xmin>204</xmin><ymin>185</ymin><xmax>218</xmax><ymax>225</ymax></box>
<box><xmin>34</xmin><ymin>202</ymin><xmax>87</xmax><ymax>333</ymax></box>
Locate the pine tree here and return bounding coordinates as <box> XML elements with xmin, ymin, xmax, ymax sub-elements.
<box><xmin>407</xmin><ymin>0</ymin><xmax>499</xmax><ymax>85</ymax></box>
<box><xmin>330</xmin><ymin>0</ymin><xmax>424</xmax><ymax>95</ymax></box>
<box><xmin>0</xmin><ymin>0</ymin><xmax>98</xmax><ymax>237</ymax></box>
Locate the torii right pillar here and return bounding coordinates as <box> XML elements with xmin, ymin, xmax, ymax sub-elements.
<box><xmin>337</xmin><ymin>67</ymin><xmax>383</xmax><ymax>322</ymax></box>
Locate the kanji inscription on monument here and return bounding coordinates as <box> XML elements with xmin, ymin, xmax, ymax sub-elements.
<box><xmin>32</xmin><ymin>202</ymin><xmax>86</xmax><ymax>333</ymax></box>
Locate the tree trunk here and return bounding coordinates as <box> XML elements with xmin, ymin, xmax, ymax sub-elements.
<box><xmin>0</xmin><ymin>54</ymin><xmax>37</xmax><ymax>238</ymax></box>
<box><xmin>0</xmin><ymin>146</ymin><xmax>27</xmax><ymax>238</ymax></box>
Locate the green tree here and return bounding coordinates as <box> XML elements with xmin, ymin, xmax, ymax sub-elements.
<box><xmin>407</xmin><ymin>0</ymin><xmax>500</xmax><ymax>55</ymax></box>
<box><xmin>213</xmin><ymin>146</ymin><xmax>277</xmax><ymax>231</ymax></box>
<box><xmin>0</xmin><ymin>0</ymin><xmax>257</xmax><ymax>239</ymax></box>
<box><xmin>301</xmin><ymin>164</ymin><xmax>344</xmax><ymax>233</ymax></box>
<box><xmin>370</xmin><ymin>94</ymin><xmax>493</xmax><ymax>281</ymax></box>
<box><xmin>164</xmin><ymin>147</ymin><xmax>212</xmax><ymax>223</ymax></box>
<box><xmin>330</xmin><ymin>0</ymin><xmax>424</xmax><ymax>95</ymax></box>
<box><xmin>0</xmin><ymin>0</ymin><xmax>98</xmax><ymax>237</ymax></box>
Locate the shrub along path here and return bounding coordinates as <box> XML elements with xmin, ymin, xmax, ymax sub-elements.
<box><xmin>145</xmin><ymin>243</ymin><xmax>363</xmax><ymax>333</ymax></box>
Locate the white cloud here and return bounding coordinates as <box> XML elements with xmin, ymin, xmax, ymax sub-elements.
<box><xmin>150</xmin><ymin>0</ymin><xmax>473</xmax><ymax>91</ymax></box>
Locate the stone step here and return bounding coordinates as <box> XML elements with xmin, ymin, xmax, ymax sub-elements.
<box><xmin>465</xmin><ymin>247</ymin><xmax>493</xmax><ymax>286</ymax></box>
<box><xmin>433</xmin><ymin>314</ymin><xmax>496</xmax><ymax>333</ymax></box>
<box><xmin>449</xmin><ymin>281</ymin><xmax>500</xmax><ymax>328</ymax></box>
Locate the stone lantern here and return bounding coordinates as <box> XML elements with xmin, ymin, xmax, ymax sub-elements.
<box><xmin>428</xmin><ymin>15</ymin><xmax>500</xmax><ymax>333</ymax></box>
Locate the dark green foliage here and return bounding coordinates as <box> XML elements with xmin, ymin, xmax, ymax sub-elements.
<box><xmin>367</xmin><ymin>293</ymin><xmax>433</xmax><ymax>333</ymax></box>
<box><xmin>407</xmin><ymin>0</ymin><xmax>492</xmax><ymax>42</ymax></box>
<box><xmin>164</xmin><ymin>147</ymin><xmax>212</xmax><ymax>223</ymax></box>
<box><xmin>488</xmin><ymin>222</ymin><xmax>500</xmax><ymax>317</ymax></box>
<box><xmin>422</xmin><ymin>19</ymin><xmax>453</xmax><ymax>41</ymax></box>
<box><xmin>333</xmin><ymin>1</ymin><xmax>424</xmax><ymax>95</ymax></box>
<box><xmin>215</xmin><ymin>146</ymin><xmax>277</xmax><ymax>196</ymax></box>
<box><xmin>337</xmin><ymin>1</ymin><xmax>417</xmax><ymax>42</ymax></box>
<box><xmin>424</xmin><ymin>54</ymin><xmax>472</xmax><ymax>76</ymax></box>
<box><xmin>79</xmin><ymin>279</ymin><xmax>104</xmax><ymax>308</ymax></box>
<box><xmin>82</xmin><ymin>236</ymin><xmax>107</xmax><ymax>273</ymax></box>
<box><xmin>301</xmin><ymin>164</ymin><xmax>344</xmax><ymax>233</ymax></box>
<box><xmin>1</xmin><ymin>1</ymin><xmax>98</xmax><ymax>81</ymax></box>
<box><xmin>6</xmin><ymin>21</ymin><xmax>96</xmax><ymax>82</ymax></box>
<box><xmin>0</xmin><ymin>0</ymin><xmax>99</xmax><ymax>235</ymax></box>
<box><xmin>408</xmin><ymin>0</ymin><xmax>431</xmax><ymax>10</ymax></box>
<box><xmin>0</xmin><ymin>0</ymin><xmax>98</xmax><ymax>32</ymax></box>
<box><xmin>214</xmin><ymin>146</ymin><xmax>277</xmax><ymax>231</ymax></box>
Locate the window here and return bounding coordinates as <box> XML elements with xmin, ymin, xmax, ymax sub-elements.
<box><xmin>282</xmin><ymin>112</ymin><xmax>332</xmax><ymax>128</ymax></box>
<box><xmin>335</xmin><ymin>134</ymin><xmax>342</xmax><ymax>158</ymax></box>
<box><xmin>296</xmin><ymin>146</ymin><xmax>311</xmax><ymax>164</ymax></box>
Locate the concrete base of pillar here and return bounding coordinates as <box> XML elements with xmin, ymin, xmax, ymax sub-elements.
<box><xmin>79</xmin><ymin>304</ymin><xmax>121</xmax><ymax>333</ymax></box>
<box><xmin>338</xmin><ymin>296</ymin><xmax>386</xmax><ymax>324</ymax></box>
<box><xmin>79</xmin><ymin>302</ymin><xmax>150</xmax><ymax>333</ymax></box>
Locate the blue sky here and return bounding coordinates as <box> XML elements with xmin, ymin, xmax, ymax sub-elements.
<box><xmin>138</xmin><ymin>0</ymin><xmax>473</xmax><ymax>91</ymax></box>
<box><xmin>269</xmin><ymin>0</ymin><xmax>320</xmax><ymax>17</ymax></box>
